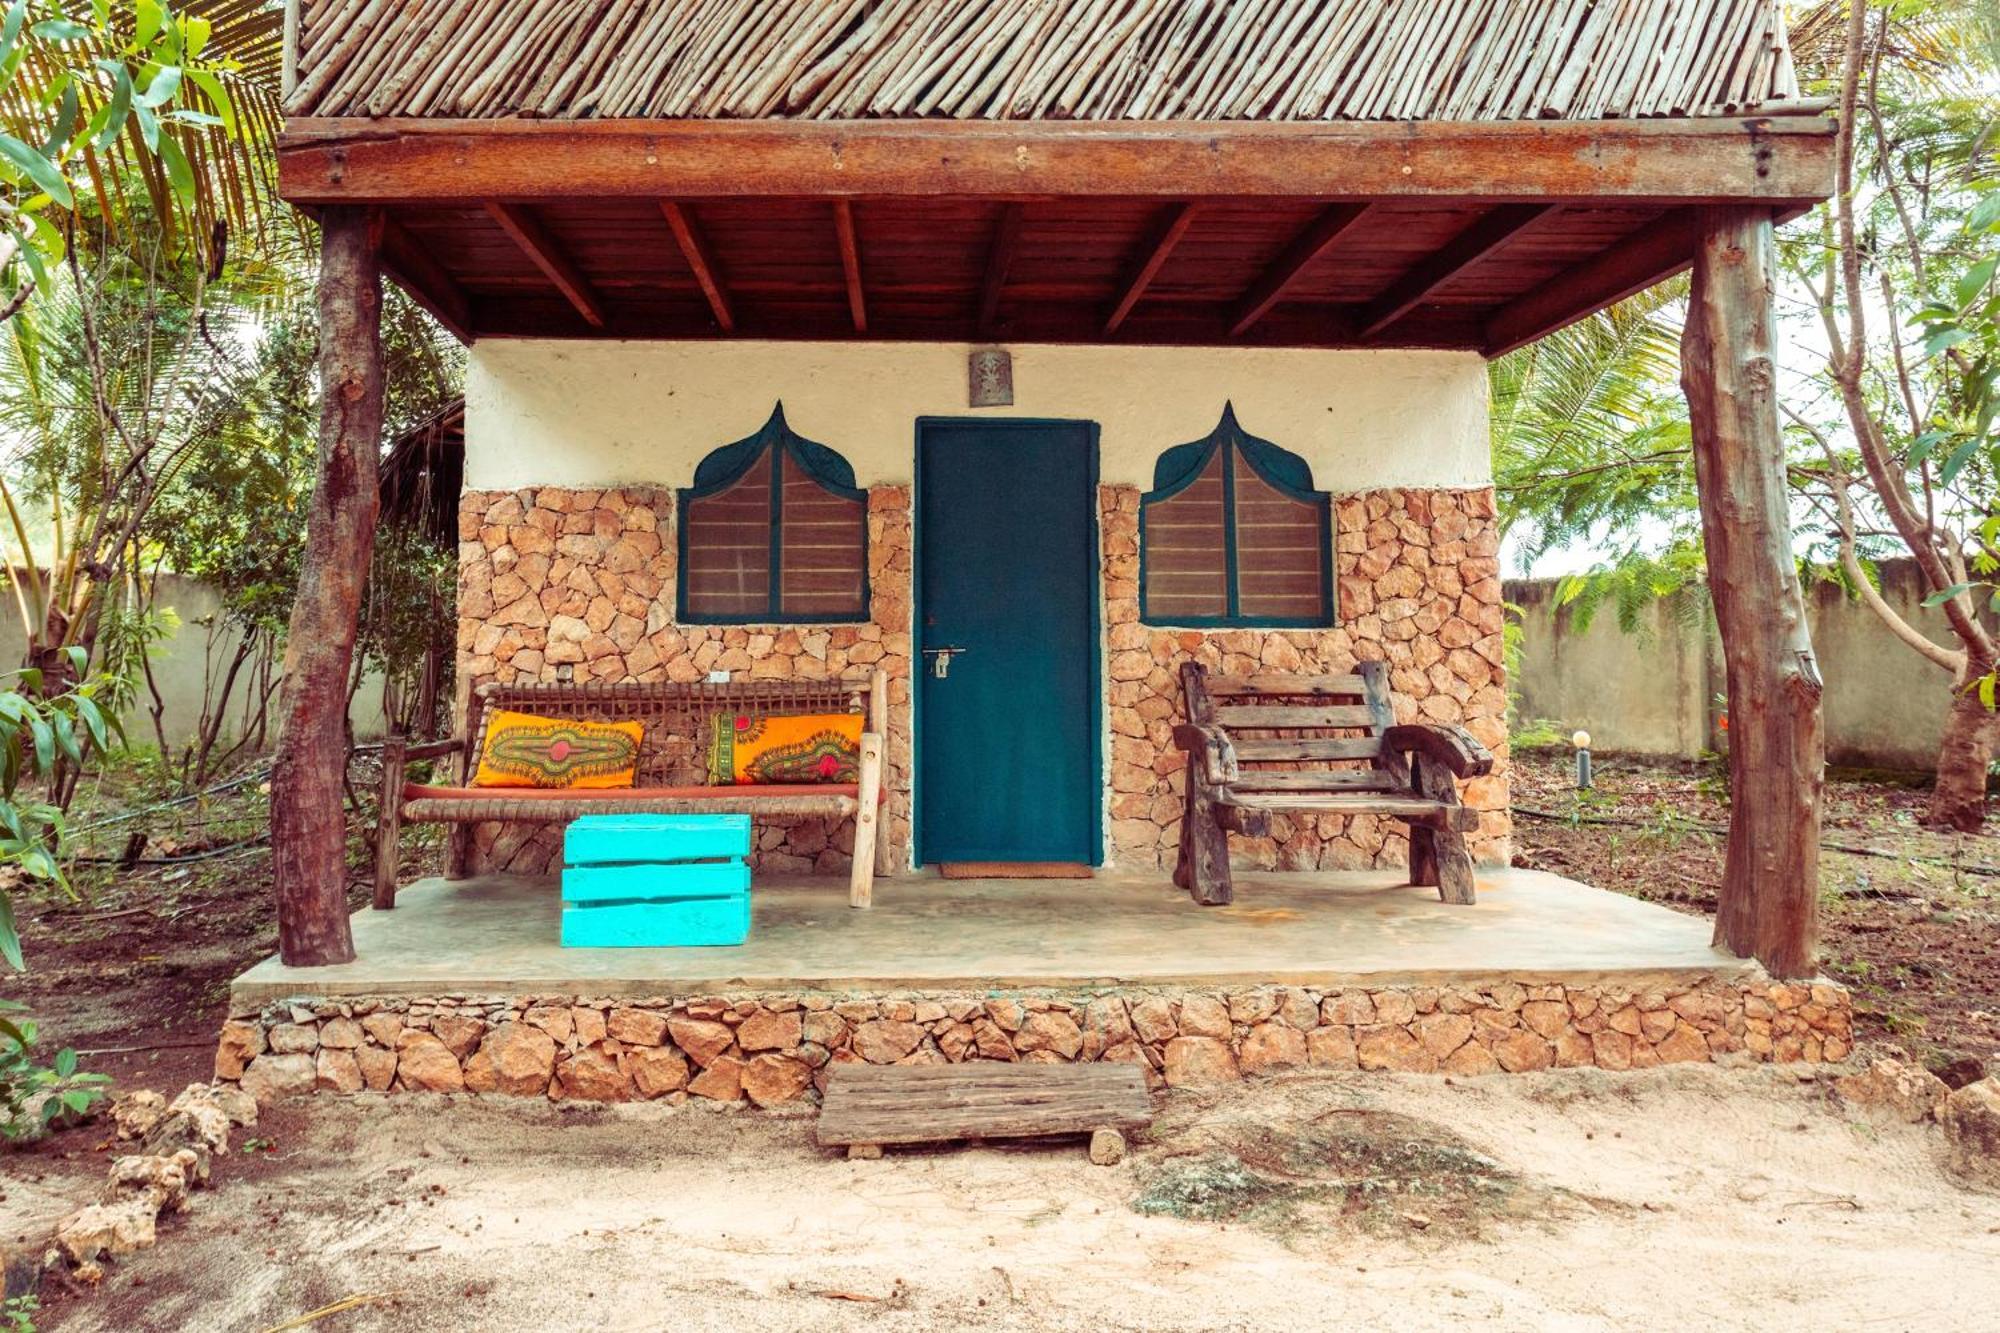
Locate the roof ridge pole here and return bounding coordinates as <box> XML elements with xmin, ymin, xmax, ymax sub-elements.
<box><xmin>271</xmin><ymin>207</ymin><xmax>385</xmax><ymax>968</ymax></box>
<box><xmin>1681</xmin><ymin>203</ymin><xmax>1823</xmax><ymax>979</ymax></box>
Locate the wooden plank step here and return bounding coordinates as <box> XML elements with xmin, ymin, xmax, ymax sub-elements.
<box><xmin>1220</xmin><ymin>791</ymin><xmax>1481</xmax><ymax>830</ymax></box>
<box><xmin>1211</xmin><ymin>704</ymin><xmax>1377</xmax><ymax>729</ymax></box>
<box><xmin>816</xmin><ymin>1062</ymin><xmax>1154</xmax><ymax>1148</ymax></box>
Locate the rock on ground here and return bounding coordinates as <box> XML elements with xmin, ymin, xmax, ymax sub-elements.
<box><xmin>1834</xmin><ymin>1059</ymin><xmax>1950</xmax><ymax>1124</ymax></box>
<box><xmin>1939</xmin><ymin>1076</ymin><xmax>2000</xmax><ymax>1190</ymax></box>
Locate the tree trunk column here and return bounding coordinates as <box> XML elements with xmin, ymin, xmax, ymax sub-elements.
<box><xmin>270</xmin><ymin>208</ymin><xmax>386</xmax><ymax>967</ymax></box>
<box><xmin>1681</xmin><ymin>205</ymin><xmax>1824</xmax><ymax>979</ymax></box>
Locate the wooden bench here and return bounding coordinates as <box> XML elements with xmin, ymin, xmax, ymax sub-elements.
<box><xmin>375</xmin><ymin>669</ymin><xmax>888</xmax><ymax>911</ymax></box>
<box><xmin>816</xmin><ymin>1062</ymin><xmax>1154</xmax><ymax>1157</ymax></box>
<box><xmin>1172</xmin><ymin>660</ymin><xmax>1493</xmax><ymax>907</ymax></box>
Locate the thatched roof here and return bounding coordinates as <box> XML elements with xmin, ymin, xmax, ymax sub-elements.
<box><xmin>289</xmin><ymin>0</ymin><xmax>1805</xmax><ymax>123</ymax></box>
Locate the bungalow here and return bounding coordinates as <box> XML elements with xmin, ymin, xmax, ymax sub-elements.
<box><xmin>226</xmin><ymin>0</ymin><xmax>1849</xmax><ymax>1103</ymax></box>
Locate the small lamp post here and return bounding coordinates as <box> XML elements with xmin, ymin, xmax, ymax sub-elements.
<box><xmin>1572</xmin><ymin>729</ymin><xmax>1593</xmax><ymax>790</ymax></box>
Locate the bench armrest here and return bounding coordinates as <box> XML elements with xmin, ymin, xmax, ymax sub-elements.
<box><xmin>403</xmin><ymin>736</ymin><xmax>466</xmax><ymax>762</ymax></box>
<box><xmin>1382</xmin><ymin>724</ymin><xmax>1493</xmax><ymax>778</ymax></box>
<box><xmin>1172</xmin><ymin>724</ymin><xmax>1240</xmax><ymax>785</ymax></box>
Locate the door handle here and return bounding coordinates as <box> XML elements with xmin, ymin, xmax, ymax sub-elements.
<box><xmin>922</xmin><ymin>645</ymin><xmax>968</xmax><ymax>679</ymax></box>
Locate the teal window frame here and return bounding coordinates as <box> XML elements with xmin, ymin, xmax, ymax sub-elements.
<box><xmin>1138</xmin><ymin>403</ymin><xmax>1335</xmax><ymax>629</ymax></box>
<box><xmin>676</xmin><ymin>403</ymin><xmax>871</xmax><ymax>625</ymax></box>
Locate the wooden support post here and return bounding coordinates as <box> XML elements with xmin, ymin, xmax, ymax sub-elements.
<box><xmin>373</xmin><ymin>735</ymin><xmax>406</xmax><ymax>910</ymax></box>
<box><xmin>1681</xmin><ymin>205</ymin><xmax>1823</xmax><ymax>978</ymax></box>
<box><xmin>269</xmin><ymin>207</ymin><xmax>386</xmax><ymax>967</ymax></box>
<box><xmin>849</xmin><ymin>731</ymin><xmax>884</xmax><ymax>908</ymax></box>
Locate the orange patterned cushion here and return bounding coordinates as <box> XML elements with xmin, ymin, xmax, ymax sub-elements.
<box><xmin>706</xmin><ymin>712</ymin><xmax>862</xmax><ymax>785</ymax></box>
<box><xmin>473</xmin><ymin>710</ymin><xmax>643</xmax><ymax>789</ymax></box>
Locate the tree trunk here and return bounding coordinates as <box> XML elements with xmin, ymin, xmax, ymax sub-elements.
<box><xmin>269</xmin><ymin>208</ymin><xmax>385</xmax><ymax>967</ymax></box>
<box><xmin>1681</xmin><ymin>205</ymin><xmax>1824</xmax><ymax>980</ymax></box>
<box><xmin>1930</xmin><ymin>679</ymin><xmax>1995</xmax><ymax>832</ymax></box>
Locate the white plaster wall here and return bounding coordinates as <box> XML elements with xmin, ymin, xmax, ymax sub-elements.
<box><xmin>465</xmin><ymin>341</ymin><xmax>1490</xmax><ymax>493</ymax></box>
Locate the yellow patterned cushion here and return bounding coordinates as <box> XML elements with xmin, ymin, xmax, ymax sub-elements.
<box><xmin>473</xmin><ymin>710</ymin><xmax>643</xmax><ymax>789</ymax></box>
<box><xmin>706</xmin><ymin>712</ymin><xmax>863</xmax><ymax>785</ymax></box>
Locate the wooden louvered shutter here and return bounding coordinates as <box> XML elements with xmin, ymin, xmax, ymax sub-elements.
<box><xmin>778</xmin><ymin>452</ymin><xmax>866</xmax><ymax>617</ymax></box>
<box><xmin>1232</xmin><ymin>462</ymin><xmax>1325</xmax><ymax>620</ymax></box>
<box><xmin>1141</xmin><ymin>449</ymin><xmax>1229</xmax><ymax>621</ymax></box>
<box><xmin>682</xmin><ymin>449</ymin><xmax>773</xmax><ymax>619</ymax></box>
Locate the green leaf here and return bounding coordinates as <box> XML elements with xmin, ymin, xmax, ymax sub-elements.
<box><xmin>1981</xmin><ymin>673</ymin><xmax>1997</xmax><ymax>713</ymax></box>
<box><xmin>41</xmin><ymin>82</ymin><xmax>78</xmax><ymax>157</ymax></box>
<box><xmin>1972</xmin><ymin>193</ymin><xmax>2000</xmax><ymax>233</ymax></box>
<box><xmin>0</xmin><ymin>890</ymin><xmax>19</xmax><ymax>971</ymax></box>
<box><xmin>139</xmin><ymin>64</ymin><xmax>181</xmax><ymax>109</ymax></box>
<box><xmin>0</xmin><ymin>134</ymin><xmax>72</xmax><ymax>208</ymax></box>
<box><xmin>0</xmin><ymin>1</ymin><xmax>27</xmax><ymax>70</ymax></box>
<box><xmin>31</xmin><ymin>18</ymin><xmax>91</xmax><ymax>42</ymax></box>
<box><xmin>53</xmin><ymin>1046</ymin><xmax>75</xmax><ymax>1078</ymax></box>
<box><xmin>135</xmin><ymin>0</ymin><xmax>163</xmax><ymax>51</ymax></box>
<box><xmin>73</xmin><ymin>695</ymin><xmax>106</xmax><ymax>754</ymax></box>
<box><xmin>157</xmin><ymin>133</ymin><xmax>193</xmax><ymax>203</ymax></box>
<box><xmin>133</xmin><ymin>103</ymin><xmax>159</xmax><ymax>153</ymax></box>
<box><xmin>1939</xmin><ymin>437</ymin><xmax>1983</xmax><ymax>486</ymax></box>
<box><xmin>60</xmin><ymin>1088</ymin><xmax>92</xmax><ymax>1113</ymax></box>
<box><xmin>184</xmin><ymin>67</ymin><xmax>234</xmax><ymax>132</ymax></box>
<box><xmin>93</xmin><ymin>68</ymin><xmax>132</xmax><ymax>152</ymax></box>
<box><xmin>50</xmin><ymin>717</ymin><xmax>79</xmax><ymax>765</ymax></box>
<box><xmin>63</xmin><ymin>646</ymin><xmax>86</xmax><ymax>676</ymax></box>
<box><xmin>1958</xmin><ymin>257</ymin><xmax>1999</xmax><ymax>309</ymax></box>
<box><xmin>1924</xmin><ymin>581</ymin><xmax>1976</xmax><ymax>607</ymax></box>
<box><xmin>1909</xmin><ymin>429</ymin><xmax>1950</xmax><ymax>464</ymax></box>
<box><xmin>1923</xmin><ymin>327</ymin><xmax>1974</xmax><ymax>358</ymax></box>
<box><xmin>27</xmin><ymin>716</ymin><xmax>51</xmax><ymax>774</ymax></box>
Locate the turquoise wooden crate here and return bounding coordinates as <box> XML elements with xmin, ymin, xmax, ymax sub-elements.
<box><xmin>564</xmin><ymin>813</ymin><xmax>751</xmax><ymax>866</ymax></box>
<box><xmin>561</xmin><ymin>895</ymin><xmax>749</xmax><ymax>948</ymax></box>
<box><xmin>559</xmin><ymin>813</ymin><xmax>752</xmax><ymax>948</ymax></box>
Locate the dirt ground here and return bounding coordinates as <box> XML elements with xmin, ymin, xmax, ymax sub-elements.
<box><xmin>1511</xmin><ymin>749</ymin><xmax>2000</xmax><ymax>1073</ymax></box>
<box><xmin>4</xmin><ymin>751</ymin><xmax>2000</xmax><ymax>1329</ymax></box>
<box><xmin>6</xmin><ymin>1064</ymin><xmax>1998</xmax><ymax>1331</ymax></box>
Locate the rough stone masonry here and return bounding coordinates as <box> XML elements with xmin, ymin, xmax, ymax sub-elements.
<box><xmin>217</xmin><ymin>977</ymin><xmax>1853</xmax><ymax>1106</ymax></box>
<box><xmin>453</xmin><ymin>482</ymin><xmax>1510</xmax><ymax>877</ymax></box>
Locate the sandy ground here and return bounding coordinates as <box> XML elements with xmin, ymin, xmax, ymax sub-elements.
<box><xmin>8</xmin><ymin>1062</ymin><xmax>1998</xmax><ymax>1332</ymax></box>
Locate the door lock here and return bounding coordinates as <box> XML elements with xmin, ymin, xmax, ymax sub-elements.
<box><xmin>923</xmin><ymin>645</ymin><xmax>968</xmax><ymax>679</ymax></box>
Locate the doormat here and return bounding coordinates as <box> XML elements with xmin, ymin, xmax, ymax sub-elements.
<box><xmin>937</xmin><ymin>862</ymin><xmax>1094</xmax><ymax>880</ymax></box>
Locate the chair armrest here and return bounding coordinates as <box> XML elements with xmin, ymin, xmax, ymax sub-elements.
<box><xmin>404</xmin><ymin>736</ymin><xmax>466</xmax><ymax>762</ymax></box>
<box><xmin>1382</xmin><ymin>724</ymin><xmax>1494</xmax><ymax>778</ymax></box>
<box><xmin>1172</xmin><ymin>724</ymin><xmax>1240</xmax><ymax>785</ymax></box>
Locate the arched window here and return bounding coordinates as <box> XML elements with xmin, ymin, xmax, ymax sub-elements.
<box><xmin>678</xmin><ymin>405</ymin><xmax>869</xmax><ymax>623</ymax></box>
<box><xmin>1140</xmin><ymin>405</ymin><xmax>1332</xmax><ymax>627</ymax></box>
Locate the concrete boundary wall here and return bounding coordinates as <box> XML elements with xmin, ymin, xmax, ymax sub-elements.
<box><xmin>1505</xmin><ymin>558</ymin><xmax>1987</xmax><ymax>773</ymax></box>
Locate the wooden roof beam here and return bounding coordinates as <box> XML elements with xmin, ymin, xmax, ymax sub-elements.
<box><xmin>379</xmin><ymin>221</ymin><xmax>473</xmax><ymax>344</ymax></box>
<box><xmin>1358</xmin><ymin>204</ymin><xmax>1554</xmax><ymax>339</ymax></box>
<box><xmin>833</xmin><ymin>200</ymin><xmax>867</xmax><ymax>334</ymax></box>
<box><xmin>1481</xmin><ymin>209</ymin><xmax>1700</xmax><ymax>357</ymax></box>
<box><xmin>1105</xmin><ymin>202</ymin><xmax>1200</xmax><ymax>335</ymax></box>
<box><xmin>660</xmin><ymin>200</ymin><xmax>736</xmax><ymax>334</ymax></box>
<box><xmin>978</xmin><ymin>203</ymin><xmax>1025</xmax><ymax>337</ymax></box>
<box><xmin>484</xmin><ymin>201</ymin><xmax>605</xmax><ymax>327</ymax></box>
<box><xmin>280</xmin><ymin>119</ymin><xmax>1838</xmax><ymax>206</ymax></box>
<box><xmin>1229</xmin><ymin>203</ymin><xmax>1371</xmax><ymax>337</ymax></box>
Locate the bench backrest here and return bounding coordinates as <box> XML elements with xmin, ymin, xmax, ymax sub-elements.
<box><xmin>461</xmin><ymin>673</ymin><xmax>884</xmax><ymax>788</ymax></box>
<box><xmin>1180</xmin><ymin>660</ymin><xmax>1401</xmax><ymax>791</ymax></box>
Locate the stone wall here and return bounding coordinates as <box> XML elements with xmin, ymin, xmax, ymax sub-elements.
<box><xmin>216</xmin><ymin>976</ymin><xmax>1854</xmax><ymax>1105</ymax></box>
<box><xmin>456</xmin><ymin>485</ymin><xmax>915</xmax><ymax>874</ymax></box>
<box><xmin>453</xmin><ymin>480</ymin><xmax>1508</xmax><ymax>875</ymax></box>
<box><xmin>1103</xmin><ymin>484</ymin><xmax>1509</xmax><ymax>870</ymax></box>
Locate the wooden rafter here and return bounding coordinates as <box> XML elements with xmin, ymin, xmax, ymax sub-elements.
<box><xmin>280</xmin><ymin>119</ymin><xmax>1838</xmax><ymax>206</ymax></box>
<box><xmin>1358</xmin><ymin>204</ymin><xmax>1554</xmax><ymax>338</ymax></box>
<box><xmin>1105</xmin><ymin>202</ymin><xmax>1200</xmax><ymax>335</ymax></box>
<box><xmin>978</xmin><ymin>203</ymin><xmax>1025</xmax><ymax>336</ymax></box>
<box><xmin>833</xmin><ymin>200</ymin><xmax>867</xmax><ymax>333</ymax></box>
<box><xmin>1481</xmin><ymin>209</ymin><xmax>1699</xmax><ymax>357</ymax></box>
<box><xmin>660</xmin><ymin>200</ymin><xmax>737</xmax><ymax>334</ymax></box>
<box><xmin>380</xmin><ymin>221</ymin><xmax>472</xmax><ymax>344</ymax></box>
<box><xmin>484</xmin><ymin>201</ymin><xmax>605</xmax><ymax>327</ymax></box>
<box><xmin>1229</xmin><ymin>203</ymin><xmax>1371</xmax><ymax>337</ymax></box>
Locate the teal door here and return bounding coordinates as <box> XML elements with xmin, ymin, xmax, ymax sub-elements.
<box><xmin>916</xmin><ymin>419</ymin><xmax>1101</xmax><ymax>865</ymax></box>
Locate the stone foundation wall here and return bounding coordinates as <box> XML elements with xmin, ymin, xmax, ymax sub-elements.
<box><xmin>453</xmin><ymin>480</ymin><xmax>1508</xmax><ymax>875</ymax></box>
<box><xmin>217</xmin><ymin>977</ymin><xmax>1852</xmax><ymax>1106</ymax></box>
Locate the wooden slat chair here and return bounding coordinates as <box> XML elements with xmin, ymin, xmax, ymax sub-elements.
<box><xmin>375</xmin><ymin>670</ymin><xmax>888</xmax><ymax>910</ymax></box>
<box><xmin>1172</xmin><ymin>660</ymin><xmax>1493</xmax><ymax>906</ymax></box>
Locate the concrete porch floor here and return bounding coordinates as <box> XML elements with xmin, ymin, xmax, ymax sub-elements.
<box><xmin>231</xmin><ymin>867</ymin><xmax>1756</xmax><ymax>1004</ymax></box>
